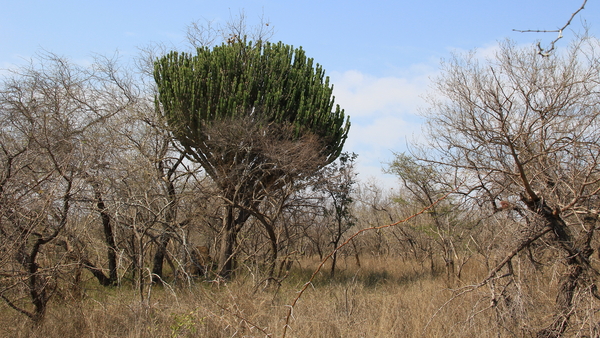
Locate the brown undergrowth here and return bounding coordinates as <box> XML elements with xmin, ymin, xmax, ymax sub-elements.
<box><xmin>0</xmin><ymin>256</ymin><xmax>572</xmax><ymax>338</ymax></box>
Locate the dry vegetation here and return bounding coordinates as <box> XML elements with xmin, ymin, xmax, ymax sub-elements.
<box><xmin>3</xmin><ymin>12</ymin><xmax>600</xmax><ymax>338</ymax></box>
<box><xmin>1</xmin><ymin>243</ymin><xmax>597</xmax><ymax>338</ymax></box>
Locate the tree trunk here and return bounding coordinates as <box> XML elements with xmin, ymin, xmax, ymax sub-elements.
<box><xmin>151</xmin><ymin>156</ymin><xmax>181</xmax><ymax>284</ymax></box>
<box><xmin>217</xmin><ymin>215</ymin><xmax>237</xmax><ymax>279</ymax></box>
<box><xmin>330</xmin><ymin>219</ymin><xmax>344</xmax><ymax>278</ymax></box>
<box><xmin>81</xmin><ymin>259</ymin><xmax>113</xmax><ymax>286</ymax></box>
<box><xmin>27</xmin><ymin>266</ymin><xmax>47</xmax><ymax>323</ymax></box>
<box><xmin>263</xmin><ymin>221</ymin><xmax>278</xmax><ymax>278</ymax></box>
<box><xmin>217</xmin><ymin>205</ymin><xmax>251</xmax><ymax>279</ymax></box>
<box><xmin>152</xmin><ymin>233</ymin><xmax>170</xmax><ymax>284</ymax></box>
<box><xmin>526</xmin><ymin>198</ymin><xmax>592</xmax><ymax>338</ymax></box>
<box><xmin>330</xmin><ymin>249</ymin><xmax>339</xmax><ymax>279</ymax></box>
<box><xmin>90</xmin><ymin>182</ymin><xmax>118</xmax><ymax>285</ymax></box>
<box><xmin>19</xmin><ymin>240</ymin><xmax>50</xmax><ymax>324</ymax></box>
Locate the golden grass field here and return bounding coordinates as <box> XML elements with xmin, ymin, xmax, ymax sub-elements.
<box><xmin>0</xmin><ymin>255</ymin><xmax>568</xmax><ymax>338</ymax></box>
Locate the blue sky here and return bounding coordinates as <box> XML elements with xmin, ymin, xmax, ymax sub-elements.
<box><xmin>1</xmin><ymin>0</ymin><xmax>598</xmax><ymax>187</ymax></box>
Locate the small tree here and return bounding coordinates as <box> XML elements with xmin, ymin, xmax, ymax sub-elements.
<box><xmin>154</xmin><ymin>40</ymin><xmax>350</xmax><ymax>278</ymax></box>
<box><xmin>315</xmin><ymin>152</ymin><xmax>357</xmax><ymax>278</ymax></box>
<box><xmin>386</xmin><ymin>153</ymin><xmax>461</xmax><ymax>277</ymax></box>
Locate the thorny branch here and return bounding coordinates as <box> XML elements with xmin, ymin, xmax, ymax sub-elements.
<box><xmin>513</xmin><ymin>0</ymin><xmax>587</xmax><ymax>56</ymax></box>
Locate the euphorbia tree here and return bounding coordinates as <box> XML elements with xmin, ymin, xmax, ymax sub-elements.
<box><xmin>154</xmin><ymin>40</ymin><xmax>350</xmax><ymax>277</ymax></box>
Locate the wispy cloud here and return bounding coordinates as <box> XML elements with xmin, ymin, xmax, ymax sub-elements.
<box><xmin>328</xmin><ymin>42</ymin><xmax>512</xmax><ymax>186</ymax></box>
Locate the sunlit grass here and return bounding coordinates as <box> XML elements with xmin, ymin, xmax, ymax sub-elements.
<box><xmin>0</xmin><ymin>255</ymin><xmax>561</xmax><ymax>337</ymax></box>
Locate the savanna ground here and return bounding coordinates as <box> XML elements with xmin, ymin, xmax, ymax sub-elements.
<box><xmin>0</xmin><ymin>254</ymin><xmax>576</xmax><ymax>338</ymax></box>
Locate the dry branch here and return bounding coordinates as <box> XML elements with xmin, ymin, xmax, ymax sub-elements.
<box><xmin>513</xmin><ymin>0</ymin><xmax>588</xmax><ymax>56</ymax></box>
<box><xmin>280</xmin><ymin>188</ymin><xmax>457</xmax><ymax>338</ymax></box>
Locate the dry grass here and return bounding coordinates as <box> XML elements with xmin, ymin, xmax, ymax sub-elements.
<box><xmin>0</xmin><ymin>255</ymin><xmax>570</xmax><ymax>338</ymax></box>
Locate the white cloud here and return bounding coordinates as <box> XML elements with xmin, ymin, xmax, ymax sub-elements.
<box><xmin>347</xmin><ymin>116</ymin><xmax>421</xmax><ymax>188</ymax></box>
<box><xmin>345</xmin><ymin>115</ymin><xmax>420</xmax><ymax>156</ymax></box>
<box><xmin>332</xmin><ymin>40</ymin><xmax>541</xmax><ymax>188</ymax></box>
<box><xmin>331</xmin><ymin>69</ymin><xmax>430</xmax><ymax>118</ymax></box>
<box><xmin>445</xmin><ymin>41</ymin><xmax>518</xmax><ymax>62</ymax></box>
<box><xmin>330</xmin><ymin>68</ymin><xmax>433</xmax><ymax>187</ymax></box>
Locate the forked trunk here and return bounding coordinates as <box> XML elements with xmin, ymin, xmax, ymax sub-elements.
<box><xmin>217</xmin><ymin>205</ymin><xmax>251</xmax><ymax>279</ymax></box>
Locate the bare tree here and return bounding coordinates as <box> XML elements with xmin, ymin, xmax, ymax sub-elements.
<box><xmin>313</xmin><ymin>152</ymin><xmax>358</xmax><ymax>278</ymax></box>
<box><xmin>0</xmin><ymin>53</ymin><xmax>132</xmax><ymax>321</ymax></box>
<box><xmin>186</xmin><ymin>10</ymin><xmax>274</xmax><ymax>48</ymax></box>
<box><xmin>386</xmin><ymin>153</ymin><xmax>467</xmax><ymax>278</ymax></box>
<box><xmin>420</xmin><ymin>35</ymin><xmax>600</xmax><ymax>336</ymax></box>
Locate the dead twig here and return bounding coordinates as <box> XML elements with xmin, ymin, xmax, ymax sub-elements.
<box><xmin>513</xmin><ymin>0</ymin><xmax>588</xmax><ymax>56</ymax></box>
